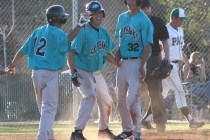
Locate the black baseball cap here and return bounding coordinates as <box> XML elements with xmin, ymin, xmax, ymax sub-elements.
<box><xmin>141</xmin><ymin>0</ymin><xmax>151</xmax><ymax>8</ymax></box>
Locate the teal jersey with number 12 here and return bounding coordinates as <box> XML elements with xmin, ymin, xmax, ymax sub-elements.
<box><xmin>20</xmin><ymin>24</ymin><xmax>70</xmax><ymax>70</ymax></box>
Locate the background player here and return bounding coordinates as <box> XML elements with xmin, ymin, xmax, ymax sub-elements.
<box><xmin>140</xmin><ymin>0</ymin><xmax>170</xmax><ymax>132</ymax></box>
<box><xmin>160</xmin><ymin>8</ymin><xmax>204</xmax><ymax>129</ymax></box>
<box><xmin>68</xmin><ymin>1</ymin><xmax>118</xmax><ymax>140</ymax></box>
<box><xmin>6</xmin><ymin>5</ymin><xmax>89</xmax><ymax>140</ymax></box>
<box><xmin>142</xmin><ymin>7</ymin><xmax>205</xmax><ymax>130</ymax></box>
<box><xmin>112</xmin><ymin>0</ymin><xmax>153</xmax><ymax>139</ymax></box>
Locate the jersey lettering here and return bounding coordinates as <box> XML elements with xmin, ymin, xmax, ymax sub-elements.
<box><xmin>172</xmin><ymin>37</ymin><xmax>182</xmax><ymax>46</ymax></box>
<box><xmin>34</xmin><ymin>37</ymin><xmax>47</xmax><ymax>57</ymax></box>
<box><xmin>90</xmin><ymin>40</ymin><xmax>108</xmax><ymax>58</ymax></box>
<box><xmin>119</xmin><ymin>26</ymin><xmax>139</xmax><ymax>43</ymax></box>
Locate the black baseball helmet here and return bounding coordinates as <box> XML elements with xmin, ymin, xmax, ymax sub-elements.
<box><xmin>124</xmin><ymin>0</ymin><xmax>142</xmax><ymax>6</ymax></box>
<box><xmin>46</xmin><ymin>5</ymin><xmax>69</xmax><ymax>24</ymax></box>
<box><xmin>86</xmin><ymin>1</ymin><xmax>105</xmax><ymax>17</ymax></box>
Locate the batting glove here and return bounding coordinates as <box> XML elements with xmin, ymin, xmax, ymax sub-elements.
<box><xmin>5</xmin><ymin>63</ymin><xmax>16</xmax><ymax>76</ymax></box>
<box><xmin>71</xmin><ymin>69</ymin><xmax>81</xmax><ymax>87</ymax></box>
<box><xmin>78</xmin><ymin>11</ymin><xmax>91</xmax><ymax>27</ymax></box>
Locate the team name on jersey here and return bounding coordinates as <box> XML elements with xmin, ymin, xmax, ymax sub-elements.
<box><xmin>90</xmin><ymin>40</ymin><xmax>108</xmax><ymax>58</ymax></box>
<box><xmin>172</xmin><ymin>36</ymin><xmax>183</xmax><ymax>46</ymax></box>
<box><xmin>120</xmin><ymin>26</ymin><xmax>139</xmax><ymax>43</ymax></box>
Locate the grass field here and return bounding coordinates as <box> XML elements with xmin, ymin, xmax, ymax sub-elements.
<box><xmin>0</xmin><ymin>122</ymin><xmax>210</xmax><ymax>140</ymax></box>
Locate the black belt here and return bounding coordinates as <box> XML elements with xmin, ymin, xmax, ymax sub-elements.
<box><xmin>172</xmin><ymin>60</ymin><xmax>179</xmax><ymax>63</ymax></box>
<box><xmin>122</xmin><ymin>57</ymin><xmax>138</xmax><ymax>60</ymax></box>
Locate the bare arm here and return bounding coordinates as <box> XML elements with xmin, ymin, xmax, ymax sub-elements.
<box><xmin>140</xmin><ymin>44</ymin><xmax>151</xmax><ymax>68</ymax></box>
<box><xmin>139</xmin><ymin>44</ymin><xmax>151</xmax><ymax>81</ymax></box>
<box><xmin>67</xmin><ymin>50</ymin><xmax>76</xmax><ymax>70</ymax></box>
<box><xmin>9</xmin><ymin>50</ymin><xmax>24</xmax><ymax>67</ymax></box>
<box><xmin>182</xmin><ymin>64</ymin><xmax>193</xmax><ymax>80</ymax></box>
<box><xmin>161</xmin><ymin>39</ymin><xmax>170</xmax><ymax>62</ymax></box>
<box><xmin>7</xmin><ymin>50</ymin><xmax>24</xmax><ymax>75</ymax></box>
<box><xmin>199</xmin><ymin>58</ymin><xmax>206</xmax><ymax>82</ymax></box>
<box><xmin>68</xmin><ymin>11</ymin><xmax>91</xmax><ymax>43</ymax></box>
<box><xmin>182</xmin><ymin>51</ymin><xmax>190</xmax><ymax>66</ymax></box>
<box><xmin>114</xmin><ymin>47</ymin><xmax>121</xmax><ymax>66</ymax></box>
<box><xmin>106</xmin><ymin>53</ymin><xmax>120</xmax><ymax>67</ymax></box>
<box><xmin>68</xmin><ymin>25</ymin><xmax>82</xmax><ymax>43</ymax></box>
<box><xmin>67</xmin><ymin>50</ymin><xmax>81</xmax><ymax>87</ymax></box>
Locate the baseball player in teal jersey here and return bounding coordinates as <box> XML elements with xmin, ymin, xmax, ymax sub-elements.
<box><xmin>68</xmin><ymin>1</ymin><xmax>118</xmax><ymax>140</ymax></box>
<box><xmin>6</xmin><ymin>5</ymin><xmax>89</xmax><ymax>140</ymax></box>
<box><xmin>112</xmin><ymin>0</ymin><xmax>153</xmax><ymax>140</ymax></box>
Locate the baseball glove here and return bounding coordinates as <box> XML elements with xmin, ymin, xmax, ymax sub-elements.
<box><xmin>152</xmin><ymin>59</ymin><xmax>173</xmax><ymax>79</ymax></box>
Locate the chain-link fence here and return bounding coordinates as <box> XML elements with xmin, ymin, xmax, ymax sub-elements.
<box><xmin>0</xmin><ymin>0</ymin><xmax>210</xmax><ymax>123</ymax></box>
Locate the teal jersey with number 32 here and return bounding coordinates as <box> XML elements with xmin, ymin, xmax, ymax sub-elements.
<box><xmin>115</xmin><ymin>10</ymin><xmax>154</xmax><ymax>58</ymax></box>
<box><xmin>20</xmin><ymin>24</ymin><xmax>70</xmax><ymax>70</ymax></box>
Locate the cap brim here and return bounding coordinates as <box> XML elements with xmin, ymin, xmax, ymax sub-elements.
<box><xmin>179</xmin><ymin>17</ymin><xmax>187</xmax><ymax>20</ymax></box>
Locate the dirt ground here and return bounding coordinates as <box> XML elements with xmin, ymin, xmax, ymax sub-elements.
<box><xmin>0</xmin><ymin>130</ymin><xmax>210</xmax><ymax>140</ymax></box>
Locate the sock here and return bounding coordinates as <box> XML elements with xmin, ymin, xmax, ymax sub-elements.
<box><xmin>187</xmin><ymin>114</ymin><xmax>193</xmax><ymax>122</ymax></box>
<box><xmin>180</xmin><ymin>107</ymin><xmax>193</xmax><ymax>122</ymax></box>
<box><xmin>145</xmin><ymin>114</ymin><xmax>153</xmax><ymax>122</ymax></box>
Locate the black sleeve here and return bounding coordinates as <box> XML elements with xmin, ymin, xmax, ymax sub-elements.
<box><xmin>158</xmin><ymin>18</ymin><xmax>169</xmax><ymax>41</ymax></box>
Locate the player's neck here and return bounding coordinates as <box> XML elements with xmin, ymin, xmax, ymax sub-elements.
<box><xmin>129</xmin><ymin>8</ymin><xmax>140</xmax><ymax>17</ymax></box>
<box><xmin>89</xmin><ymin>22</ymin><xmax>99</xmax><ymax>32</ymax></box>
<box><xmin>170</xmin><ymin>23</ymin><xmax>178</xmax><ymax>31</ymax></box>
<box><xmin>49</xmin><ymin>23</ymin><xmax>62</xmax><ymax>28</ymax></box>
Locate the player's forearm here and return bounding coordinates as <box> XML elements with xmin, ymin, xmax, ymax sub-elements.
<box><xmin>67</xmin><ymin>50</ymin><xmax>76</xmax><ymax>70</ymax></box>
<box><xmin>68</xmin><ymin>25</ymin><xmax>82</xmax><ymax>43</ymax></box>
<box><xmin>10</xmin><ymin>51</ymin><xmax>24</xmax><ymax>67</ymax></box>
<box><xmin>140</xmin><ymin>44</ymin><xmax>151</xmax><ymax>67</ymax></box>
<box><xmin>107</xmin><ymin>53</ymin><xmax>119</xmax><ymax>67</ymax></box>
<box><xmin>161</xmin><ymin>40</ymin><xmax>170</xmax><ymax>61</ymax></box>
<box><xmin>115</xmin><ymin>48</ymin><xmax>120</xmax><ymax>58</ymax></box>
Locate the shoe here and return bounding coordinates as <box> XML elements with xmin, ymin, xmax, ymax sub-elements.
<box><xmin>189</xmin><ymin>120</ymin><xmax>205</xmax><ymax>128</ymax></box>
<box><xmin>111</xmin><ymin>131</ymin><xmax>133</xmax><ymax>140</ymax></box>
<box><xmin>70</xmin><ymin>130</ymin><xmax>87</xmax><ymax>140</ymax></box>
<box><xmin>142</xmin><ymin>120</ymin><xmax>154</xmax><ymax>130</ymax></box>
<box><xmin>156</xmin><ymin>124</ymin><xmax>166</xmax><ymax>133</ymax></box>
<box><xmin>98</xmin><ymin>128</ymin><xmax>115</xmax><ymax>138</ymax></box>
<box><xmin>47</xmin><ymin>130</ymin><xmax>55</xmax><ymax>140</ymax></box>
<box><xmin>132</xmin><ymin>132</ymin><xmax>142</xmax><ymax>140</ymax></box>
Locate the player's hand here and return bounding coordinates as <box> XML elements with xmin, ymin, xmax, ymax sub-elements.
<box><xmin>163</xmin><ymin>57</ymin><xmax>171</xmax><ymax>64</ymax></box>
<box><xmin>78</xmin><ymin>11</ymin><xmax>91</xmax><ymax>27</ymax></box>
<box><xmin>71</xmin><ymin>69</ymin><xmax>81</xmax><ymax>87</ymax></box>
<box><xmin>6</xmin><ymin>63</ymin><xmax>16</xmax><ymax>76</ymax></box>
